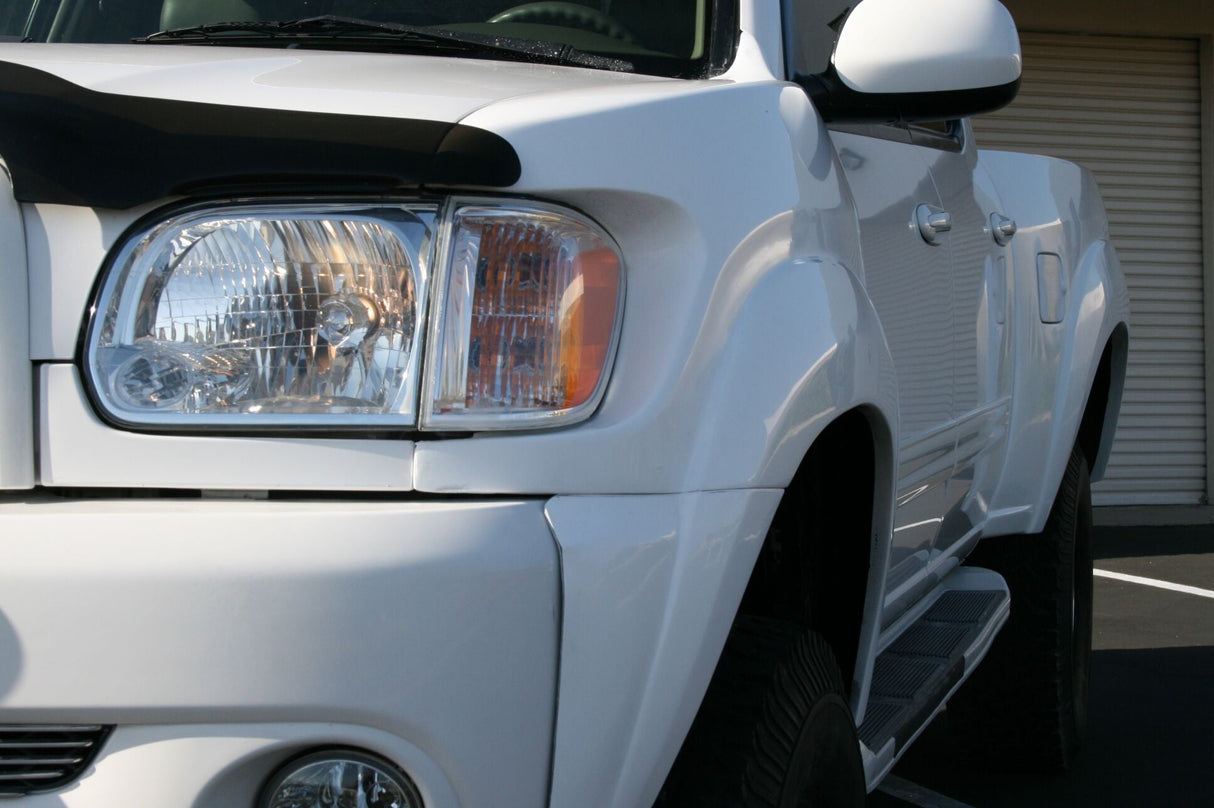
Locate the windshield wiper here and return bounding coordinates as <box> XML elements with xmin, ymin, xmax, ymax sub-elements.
<box><xmin>133</xmin><ymin>15</ymin><xmax>633</xmax><ymax>71</ymax></box>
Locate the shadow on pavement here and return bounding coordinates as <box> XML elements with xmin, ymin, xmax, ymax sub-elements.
<box><xmin>1095</xmin><ymin>525</ymin><xmax>1214</xmax><ymax>560</ymax></box>
<box><xmin>874</xmin><ymin>645</ymin><xmax>1214</xmax><ymax>807</ymax></box>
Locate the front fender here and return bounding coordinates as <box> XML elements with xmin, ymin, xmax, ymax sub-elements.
<box><xmin>684</xmin><ymin>245</ymin><xmax>898</xmax><ymax>491</ymax></box>
<box><xmin>540</xmin><ymin>246</ymin><xmax>899</xmax><ymax>808</ymax></box>
<box><xmin>544</xmin><ymin>489</ymin><xmax>782</xmax><ymax>808</ymax></box>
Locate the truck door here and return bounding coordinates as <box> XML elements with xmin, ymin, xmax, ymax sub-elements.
<box><xmin>829</xmin><ymin>125</ymin><xmax>957</xmax><ymax>622</ymax></box>
<box><xmin>918</xmin><ymin>120</ymin><xmax>1015</xmax><ymax>556</ymax></box>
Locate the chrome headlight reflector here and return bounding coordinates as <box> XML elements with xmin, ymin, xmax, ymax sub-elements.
<box><xmin>87</xmin><ymin>204</ymin><xmax>434</xmax><ymax>428</ymax></box>
<box><xmin>85</xmin><ymin>199</ymin><xmax>623</xmax><ymax>432</ymax></box>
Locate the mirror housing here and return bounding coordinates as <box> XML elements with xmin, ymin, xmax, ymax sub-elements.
<box><xmin>797</xmin><ymin>0</ymin><xmax>1022</xmax><ymax>124</ymax></box>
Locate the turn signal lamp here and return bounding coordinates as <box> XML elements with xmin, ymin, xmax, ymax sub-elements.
<box><xmin>421</xmin><ymin>204</ymin><xmax>623</xmax><ymax>430</ymax></box>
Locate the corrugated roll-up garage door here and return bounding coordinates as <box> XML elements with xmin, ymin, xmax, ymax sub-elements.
<box><xmin>974</xmin><ymin>33</ymin><xmax>1205</xmax><ymax>506</ymax></box>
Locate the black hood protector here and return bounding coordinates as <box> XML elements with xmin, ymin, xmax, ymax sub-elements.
<box><xmin>0</xmin><ymin>60</ymin><xmax>521</xmax><ymax>209</ymax></box>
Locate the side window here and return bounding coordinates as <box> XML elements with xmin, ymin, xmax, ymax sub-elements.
<box><xmin>0</xmin><ymin>0</ymin><xmax>37</xmax><ymax>37</ymax></box>
<box><xmin>830</xmin><ymin>121</ymin><xmax>964</xmax><ymax>153</ymax></box>
<box><xmin>911</xmin><ymin>121</ymin><xmax>952</xmax><ymax>136</ymax></box>
<box><xmin>907</xmin><ymin>120</ymin><xmax>965</xmax><ymax>152</ymax></box>
<box><xmin>781</xmin><ymin>0</ymin><xmax>853</xmax><ymax>79</ymax></box>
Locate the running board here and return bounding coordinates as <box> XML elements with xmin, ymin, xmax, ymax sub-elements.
<box><xmin>859</xmin><ymin>567</ymin><xmax>1010</xmax><ymax>788</ymax></box>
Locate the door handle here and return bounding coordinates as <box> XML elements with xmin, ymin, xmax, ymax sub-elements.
<box><xmin>915</xmin><ymin>204</ymin><xmax>951</xmax><ymax>245</ymax></box>
<box><xmin>990</xmin><ymin>212</ymin><xmax>1017</xmax><ymax>245</ymax></box>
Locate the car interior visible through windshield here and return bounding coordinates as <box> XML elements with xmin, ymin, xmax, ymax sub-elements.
<box><xmin>5</xmin><ymin>0</ymin><xmax>724</xmax><ymax>76</ymax></box>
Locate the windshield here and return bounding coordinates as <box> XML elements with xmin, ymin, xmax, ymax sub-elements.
<box><xmin>7</xmin><ymin>0</ymin><xmax>730</xmax><ymax>77</ymax></box>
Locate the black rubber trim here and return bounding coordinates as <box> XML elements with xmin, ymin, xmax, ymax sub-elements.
<box><xmin>706</xmin><ymin>0</ymin><xmax>740</xmax><ymax>77</ymax></box>
<box><xmin>798</xmin><ymin>65</ymin><xmax>1020</xmax><ymax>124</ymax></box>
<box><xmin>0</xmin><ymin>725</ymin><xmax>114</xmax><ymax>796</ymax></box>
<box><xmin>0</xmin><ymin>60</ymin><xmax>521</xmax><ymax>209</ymax></box>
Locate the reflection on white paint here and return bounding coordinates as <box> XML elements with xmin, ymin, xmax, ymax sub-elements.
<box><xmin>897</xmin><ymin>484</ymin><xmax>932</xmax><ymax>507</ymax></box>
<box><xmin>894</xmin><ymin>517</ymin><xmax>944</xmax><ymax>534</ymax></box>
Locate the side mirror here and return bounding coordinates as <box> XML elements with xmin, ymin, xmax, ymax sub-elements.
<box><xmin>798</xmin><ymin>0</ymin><xmax>1022</xmax><ymax>124</ymax></box>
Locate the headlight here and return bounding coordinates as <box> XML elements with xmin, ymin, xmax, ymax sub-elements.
<box><xmin>87</xmin><ymin>204</ymin><xmax>434</xmax><ymax>429</ymax></box>
<box><xmin>85</xmin><ymin>199</ymin><xmax>623</xmax><ymax>432</ymax></box>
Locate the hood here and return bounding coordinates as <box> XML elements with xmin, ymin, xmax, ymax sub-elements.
<box><xmin>0</xmin><ymin>44</ymin><xmax>664</xmax><ymax>208</ymax></box>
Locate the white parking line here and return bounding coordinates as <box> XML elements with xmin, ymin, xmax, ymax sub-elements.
<box><xmin>1094</xmin><ymin>569</ymin><xmax>1214</xmax><ymax>600</ymax></box>
<box><xmin>877</xmin><ymin>774</ymin><xmax>978</xmax><ymax>808</ymax></box>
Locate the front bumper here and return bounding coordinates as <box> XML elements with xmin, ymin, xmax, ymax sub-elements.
<box><xmin>0</xmin><ymin>496</ymin><xmax>559</xmax><ymax>807</ymax></box>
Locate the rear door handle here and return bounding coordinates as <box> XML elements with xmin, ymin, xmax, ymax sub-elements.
<box><xmin>990</xmin><ymin>212</ymin><xmax>1017</xmax><ymax>245</ymax></box>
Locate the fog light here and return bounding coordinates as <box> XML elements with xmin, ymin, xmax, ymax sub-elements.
<box><xmin>260</xmin><ymin>750</ymin><xmax>422</xmax><ymax>808</ymax></box>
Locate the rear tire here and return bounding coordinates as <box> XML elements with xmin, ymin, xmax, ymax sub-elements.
<box><xmin>949</xmin><ymin>445</ymin><xmax>1093</xmax><ymax>771</ymax></box>
<box><xmin>659</xmin><ymin>617</ymin><xmax>866</xmax><ymax>808</ymax></box>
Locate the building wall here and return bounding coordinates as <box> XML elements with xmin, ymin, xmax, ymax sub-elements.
<box><xmin>1000</xmin><ymin>0</ymin><xmax>1214</xmax><ymax>36</ymax></box>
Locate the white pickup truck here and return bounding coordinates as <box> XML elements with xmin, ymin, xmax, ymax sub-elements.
<box><xmin>0</xmin><ymin>0</ymin><xmax>1129</xmax><ymax>806</ymax></box>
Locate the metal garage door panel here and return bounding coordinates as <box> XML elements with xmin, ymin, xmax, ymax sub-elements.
<box><xmin>975</xmin><ymin>33</ymin><xmax>1205</xmax><ymax>506</ymax></box>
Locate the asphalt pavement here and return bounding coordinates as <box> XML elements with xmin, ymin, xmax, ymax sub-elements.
<box><xmin>868</xmin><ymin>524</ymin><xmax>1214</xmax><ymax>808</ymax></box>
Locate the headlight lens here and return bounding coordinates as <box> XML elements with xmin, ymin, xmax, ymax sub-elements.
<box><xmin>86</xmin><ymin>199</ymin><xmax>623</xmax><ymax>432</ymax></box>
<box><xmin>87</xmin><ymin>205</ymin><xmax>434</xmax><ymax>428</ymax></box>
<box><xmin>422</xmin><ymin>204</ymin><xmax>623</xmax><ymax>430</ymax></box>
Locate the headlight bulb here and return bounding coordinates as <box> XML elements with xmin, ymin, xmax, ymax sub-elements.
<box><xmin>318</xmin><ymin>292</ymin><xmax>383</xmax><ymax>351</ymax></box>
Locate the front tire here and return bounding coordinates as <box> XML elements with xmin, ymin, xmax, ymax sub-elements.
<box><xmin>949</xmin><ymin>445</ymin><xmax>1093</xmax><ymax>771</ymax></box>
<box><xmin>659</xmin><ymin>617</ymin><xmax>866</xmax><ymax>808</ymax></box>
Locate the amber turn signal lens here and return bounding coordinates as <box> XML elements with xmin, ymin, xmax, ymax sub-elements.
<box><xmin>560</xmin><ymin>246</ymin><xmax>620</xmax><ymax>409</ymax></box>
<box><xmin>424</xmin><ymin>204</ymin><xmax>623</xmax><ymax>429</ymax></box>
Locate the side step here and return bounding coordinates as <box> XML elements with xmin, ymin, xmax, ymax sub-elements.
<box><xmin>859</xmin><ymin>567</ymin><xmax>1010</xmax><ymax>788</ymax></box>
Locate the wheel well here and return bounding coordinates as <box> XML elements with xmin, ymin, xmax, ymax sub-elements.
<box><xmin>736</xmin><ymin>408</ymin><xmax>876</xmax><ymax>695</ymax></box>
<box><xmin>1077</xmin><ymin>328</ymin><xmax>1126</xmax><ymax>473</ymax></box>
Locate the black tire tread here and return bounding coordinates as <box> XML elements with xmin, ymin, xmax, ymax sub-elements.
<box><xmin>948</xmin><ymin>446</ymin><xmax>1093</xmax><ymax>772</ymax></box>
<box><xmin>659</xmin><ymin>617</ymin><xmax>863</xmax><ymax>808</ymax></box>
